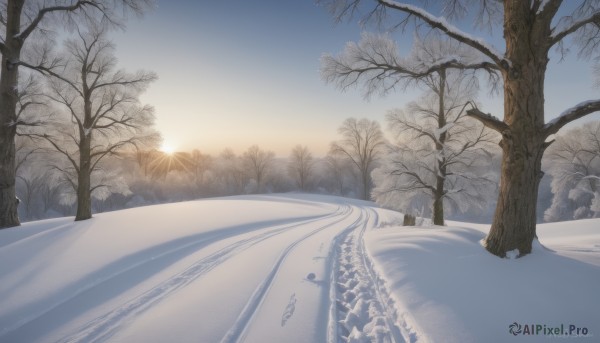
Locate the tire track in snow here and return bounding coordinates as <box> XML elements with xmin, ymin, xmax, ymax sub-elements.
<box><xmin>330</xmin><ymin>207</ymin><xmax>407</xmax><ymax>343</ymax></box>
<box><xmin>55</xmin><ymin>206</ymin><xmax>349</xmax><ymax>343</ymax></box>
<box><xmin>220</xmin><ymin>204</ymin><xmax>362</xmax><ymax>343</ymax></box>
<box><xmin>0</xmin><ymin>215</ymin><xmax>334</xmax><ymax>340</ymax></box>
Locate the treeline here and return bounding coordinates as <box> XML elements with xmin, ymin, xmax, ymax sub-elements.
<box><xmin>14</xmin><ymin>141</ymin><xmax>359</xmax><ymax>221</ymax></box>
<box><xmin>14</xmin><ymin>119</ymin><xmax>600</xmax><ymax>224</ymax></box>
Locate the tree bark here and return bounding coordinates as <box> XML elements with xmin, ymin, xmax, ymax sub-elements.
<box><xmin>484</xmin><ymin>1</ymin><xmax>550</xmax><ymax>257</ymax></box>
<box><xmin>75</xmin><ymin>135</ymin><xmax>92</xmax><ymax>221</ymax></box>
<box><xmin>0</xmin><ymin>0</ymin><xmax>24</xmax><ymax>228</ymax></box>
<box><xmin>433</xmin><ymin>70</ymin><xmax>447</xmax><ymax>226</ymax></box>
<box><xmin>0</xmin><ymin>123</ymin><xmax>19</xmax><ymax>228</ymax></box>
<box><xmin>432</xmin><ymin>189</ymin><xmax>444</xmax><ymax>226</ymax></box>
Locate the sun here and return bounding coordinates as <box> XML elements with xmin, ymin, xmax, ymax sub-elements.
<box><xmin>160</xmin><ymin>144</ymin><xmax>176</xmax><ymax>155</ymax></box>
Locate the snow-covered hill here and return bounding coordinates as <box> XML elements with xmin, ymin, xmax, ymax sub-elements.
<box><xmin>0</xmin><ymin>194</ymin><xmax>598</xmax><ymax>343</ymax></box>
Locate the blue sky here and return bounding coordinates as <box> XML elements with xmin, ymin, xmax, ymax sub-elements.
<box><xmin>110</xmin><ymin>0</ymin><xmax>600</xmax><ymax>156</ymax></box>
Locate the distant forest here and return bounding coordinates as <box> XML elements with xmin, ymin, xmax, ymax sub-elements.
<box><xmin>15</xmin><ymin>119</ymin><xmax>600</xmax><ymax>224</ymax></box>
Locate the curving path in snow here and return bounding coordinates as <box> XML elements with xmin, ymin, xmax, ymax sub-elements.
<box><xmin>3</xmin><ymin>194</ymin><xmax>600</xmax><ymax>343</ymax></box>
<box><xmin>0</xmin><ymin>194</ymin><xmax>406</xmax><ymax>343</ymax></box>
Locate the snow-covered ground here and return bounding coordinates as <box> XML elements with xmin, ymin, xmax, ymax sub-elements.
<box><xmin>0</xmin><ymin>194</ymin><xmax>598</xmax><ymax>343</ymax></box>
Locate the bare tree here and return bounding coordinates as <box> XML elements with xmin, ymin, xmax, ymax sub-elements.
<box><xmin>324</xmin><ymin>151</ymin><xmax>352</xmax><ymax>195</ymax></box>
<box><xmin>216</xmin><ymin>148</ymin><xmax>248</xmax><ymax>195</ymax></box>
<box><xmin>0</xmin><ymin>0</ymin><xmax>154</xmax><ymax>228</ymax></box>
<box><xmin>39</xmin><ymin>171</ymin><xmax>64</xmax><ymax>216</ymax></box>
<box><xmin>331</xmin><ymin>35</ymin><xmax>498</xmax><ymax>224</ymax></box>
<box><xmin>322</xmin><ymin>0</ymin><xmax>600</xmax><ymax>257</ymax></box>
<box><xmin>190</xmin><ymin>149</ymin><xmax>212</xmax><ymax>185</ymax></box>
<box><xmin>15</xmin><ymin>137</ymin><xmax>67</xmax><ymax>219</ymax></box>
<box><xmin>373</xmin><ymin>96</ymin><xmax>497</xmax><ymax>225</ymax></box>
<box><xmin>242</xmin><ymin>145</ymin><xmax>275</xmax><ymax>193</ymax></box>
<box><xmin>2</xmin><ymin>69</ymin><xmax>48</xmax><ymax>224</ymax></box>
<box><xmin>288</xmin><ymin>145</ymin><xmax>315</xmax><ymax>191</ymax></box>
<box><xmin>16</xmin><ymin>167</ymin><xmax>44</xmax><ymax>219</ymax></box>
<box><xmin>544</xmin><ymin>121</ymin><xmax>600</xmax><ymax>221</ymax></box>
<box><xmin>330</xmin><ymin>117</ymin><xmax>386</xmax><ymax>200</ymax></box>
<box><xmin>39</xmin><ymin>28</ymin><xmax>157</xmax><ymax>221</ymax></box>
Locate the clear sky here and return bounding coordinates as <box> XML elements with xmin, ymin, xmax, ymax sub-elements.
<box><xmin>110</xmin><ymin>0</ymin><xmax>600</xmax><ymax>157</ymax></box>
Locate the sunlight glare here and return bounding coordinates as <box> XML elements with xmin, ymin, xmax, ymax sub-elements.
<box><xmin>160</xmin><ymin>144</ymin><xmax>176</xmax><ymax>155</ymax></box>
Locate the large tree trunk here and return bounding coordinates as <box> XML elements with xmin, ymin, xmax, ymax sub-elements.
<box><xmin>485</xmin><ymin>134</ymin><xmax>545</xmax><ymax>257</ymax></box>
<box><xmin>75</xmin><ymin>136</ymin><xmax>92</xmax><ymax>221</ymax></box>
<box><xmin>484</xmin><ymin>1</ymin><xmax>550</xmax><ymax>257</ymax></box>
<box><xmin>0</xmin><ymin>118</ymin><xmax>19</xmax><ymax>228</ymax></box>
<box><xmin>0</xmin><ymin>0</ymin><xmax>23</xmax><ymax>229</ymax></box>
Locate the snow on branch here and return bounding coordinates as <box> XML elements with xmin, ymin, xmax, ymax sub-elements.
<box><xmin>418</xmin><ymin>55</ymin><xmax>500</xmax><ymax>77</ymax></box>
<box><xmin>533</xmin><ymin>0</ymin><xmax>561</xmax><ymax>16</ymax></box>
<box><xmin>533</xmin><ymin>0</ymin><xmax>551</xmax><ymax>14</ymax></box>
<box><xmin>464</xmin><ymin>102</ymin><xmax>507</xmax><ymax>133</ymax></box>
<box><xmin>544</xmin><ymin>100</ymin><xmax>600</xmax><ymax>136</ymax></box>
<box><xmin>377</xmin><ymin>0</ymin><xmax>507</xmax><ymax>68</ymax></box>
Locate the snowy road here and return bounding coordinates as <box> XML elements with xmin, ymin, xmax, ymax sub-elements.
<box><xmin>3</xmin><ymin>194</ymin><xmax>600</xmax><ymax>343</ymax></box>
<box><xmin>0</xmin><ymin>195</ymin><xmax>406</xmax><ymax>343</ymax></box>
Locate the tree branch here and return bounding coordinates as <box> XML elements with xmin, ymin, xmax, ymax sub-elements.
<box><xmin>92</xmin><ymin>74</ymin><xmax>156</xmax><ymax>91</ymax></box>
<box><xmin>376</xmin><ymin>0</ymin><xmax>507</xmax><ymax>68</ymax></box>
<box><xmin>535</xmin><ymin>0</ymin><xmax>562</xmax><ymax>18</ymax></box>
<box><xmin>544</xmin><ymin>99</ymin><xmax>600</xmax><ymax>137</ymax></box>
<box><xmin>49</xmin><ymin>165</ymin><xmax>77</xmax><ymax>191</ymax></box>
<box><xmin>90</xmin><ymin>184</ymin><xmax>108</xmax><ymax>193</ymax></box>
<box><xmin>550</xmin><ymin>10</ymin><xmax>600</xmax><ymax>46</ymax></box>
<box><xmin>390</xmin><ymin>168</ymin><xmax>436</xmax><ymax>193</ymax></box>
<box><xmin>322</xmin><ymin>32</ymin><xmax>500</xmax><ymax>99</ymax></box>
<box><xmin>18</xmin><ymin>60</ymin><xmax>85</xmax><ymax>98</ymax></box>
<box><xmin>90</xmin><ymin>136</ymin><xmax>139</xmax><ymax>171</ymax></box>
<box><xmin>17</xmin><ymin>1</ymin><xmax>101</xmax><ymax>42</ymax></box>
<box><xmin>30</xmin><ymin>133</ymin><xmax>80</xmax><ymax>174</ymax></box>
<box><xmin>464</xmin><ymin>102</ymin><xmax>508</xmax><ymax>133</ymax></box>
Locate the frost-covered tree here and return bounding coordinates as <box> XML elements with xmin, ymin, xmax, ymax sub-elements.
<box><xmin>135</xmin><ymin>149</ymin><xmax>160</xmax><ymax>179</ymax></box>
<box><xmin>242</xmin><ymin>145</ymin><xmax>275</xmax><ymax>193</ymax></box>
<box><xmin>0</xmin><ymin>0</ymin><xmax>153</xmax><ymax>228</ymax></box>
<box><xmin>373</xmin><ymin>94</ymin><xmax>497</xmax><ymax>225</ymax></box>
<box><xmin>39</xmin><ymin>28</ymin><xmax>157</xmax><ymax>221</ymax></box>
<box><xmin>16</xmin><ymin>166</ymin><xmax>45</xmax><ymax>219</ymax></box>
<box><xmin>330</xmin><ymin>117</ymin><xmax>386</xmax><ymax>200</ymax></box>
<box><xmin>15</xmin><ymin>138</ymin><xmax>69</xmax><ymax>220</ymax></box>
<box><xmin>186</xmin><ymin>149</ymin><xmax>213</xmax><ymax>196</ymax></box>
<box><xmin>322</xmin><ymin>151</ymin><xmax>353</xmax><ymax>196</ymax></box>
<box><xmin>38</xmin><ymin>170</ymin><xmax>65</xmax><ymax>216</ymax></box>
<box><xmin>214</xmin><ymin>148</ymin><xmax>247</xmax><ymax>195</ymax></box>
<box><xmin>288</xmin><ymin>145</ymin><xmax>315</xmax><ymax>191</ymax></box>
<box><xmin>544</xmin><ymin>122</ymin><xmax>600</xmax><ymax>221</ymax></box>
<box><xmin>322</xmin><ymin>0</ymin><xmax>600</xmax><ymax>257</ymax></box>
<box><xmin>322</xmin><ymin>33</ymin><xmax>499</xmax><ymax>99</ymax></box>
<box><xmin>326</xmin><ymin>34</ymin><xmax>497</xmax><ymax>225</ymax></box>
<box><xmin>190</xmin><ymin>149</ymin><xmax>212</xmax><ymax>184</ymax></box>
